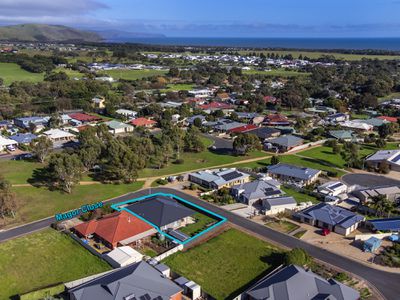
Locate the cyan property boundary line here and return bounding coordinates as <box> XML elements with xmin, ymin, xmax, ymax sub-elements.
<box><xmin>111</xmin><ymin>192</ymin><xmax>227</xmax><ymax>245</ymax></box>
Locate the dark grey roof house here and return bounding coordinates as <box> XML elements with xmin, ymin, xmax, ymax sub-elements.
<box><xmin>267</xmin><ymin>135</ymin><xmax>303</xmax><ymax>152</ymax></box>
<box><xmin>295</xmin><ymin>202</ymin><xmax>365</xmax><ymax>236</ymax></box>
<box><xmin>267</xmin><ymin>163</ymin><xmax>321</xmax><ymax>187</ymax></box>
<box><xmin>126</xmin><ymin>195</ymin><xmax>195</xmax><ymax>230</ymax></box>
<box><xmin>244</xmin><ymin>264</ymin><xmax>359</xmax><ymax>300</ymax></box>
<box><xmin>231</xmin><ymin>179</ymin><xmax>283</xmax><ymax>206</ymax></box>
<box><xmin>68</xmin><ymin>261</ymin><xmax>182</xmax><ymax>300</ymax></box>
<box><xmin>245</xmin><ymin>127</ymin><xmax>281</xmax><ymax>141</ymax></box>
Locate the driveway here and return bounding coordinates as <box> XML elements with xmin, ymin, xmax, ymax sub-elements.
<box><xmin>342</xmin><ymin>173</ymin><xmax>400</xmax><ymax>188</ymax></box>
<box><xmin>1</xmin><ymin>187</ymin><xmax>399</xmax><ymax>299</ymax></box>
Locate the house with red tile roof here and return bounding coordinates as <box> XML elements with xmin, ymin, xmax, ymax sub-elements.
<box><xmin>68</xmin><ymin>113</ymin><xmax>102</xmax><ymax>124</ymax></box>
<box><xmin>377</xmin><ymin>116</ymin><xmax>398</xmax><ymax>123</ymax></box>
<box><xmin>264</xmin><ymin>113</ymin><xmax>291</xmax><ymax>126</ymax></box>
<box><xmin>73</xmin><ymin>211</ymin><xmax>157</xmax><ymax>249</ymax></box>
<box><xmin>130</xmin><ymin>117</ymin><xmax>157</xmax><ymax>128</ymax></box>
<box><xmin>228</xmin><ymin>124</ymin><xmax>258</xmax><ymax>134</ymax></box>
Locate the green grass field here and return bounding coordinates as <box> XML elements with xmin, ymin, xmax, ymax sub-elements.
<box><xmin>55</xmin><ymin>67</ymin><xmax>85</xmax><ymax>79</ymax></box>
<box><xmin>0</xmin><ymin>62</ymin><xmax>44</xmax><ymax>85</ymax></box>
<box><xmin>265</xmin><ymin>220</ymin><xmax>299</xmax><ymax>233</ymax></box>
<box><xmin>0</xmin><ymin>229</ymin><xmax>111</xmax><ymax>299</ymax></box>
<box><xmin>180</xmin><ymin>212</ymin><xmax>216</xmax><ymax>237</ymax></box>
<box><xmin>243</xmin><ymin>69</ymin><xmax>310</xmax><ymax>77</ymax></box>
<box><xmin>0</xmin><ymin>160</ymin><xmax>44</xmax><ymax>184</ymax></box>
<box><xmin>102</xmin><ymin>69</ymin><xmax>167</xmax><ymax>80</ymax></box>
<box><xmin>161</xmin><ymin>83</ymin><xmax>194</xmax><ymax>92</ymax></box>
<box><xmin>281</xmin><ymin>186</ymin><xmax>319</xmax><ymax>204</ymax></box>
<box><xmin>7</xmin><ymin>181</ymin><xmax>144</xmax><ymax>227</ymax></box>
<box><xmin>163</xmin><ymin>229</ymin><xmax>283</xmax><ymax>299</ymax></box>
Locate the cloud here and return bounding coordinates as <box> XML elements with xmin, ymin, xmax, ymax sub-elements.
<box><xmin>0</xmin><ymin>0</ymin><xmax>108</xmax><ymax>24</ymax></box>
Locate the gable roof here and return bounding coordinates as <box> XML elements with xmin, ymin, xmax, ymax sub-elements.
<box><xmin>68</xmin><ymin>261</ymin><xmax>182</xmax><ymax>300</ymax></box>
<box><xmin>263</xmin><ymin>196</ymin><xmax>297</xmax><ymax>207</ymax></box>
<box><xmin>68</xmin><ymin>113</ymin><xmax>102</xmax><ymax>122</ymax></box>
<box><xmin>329</xmin><ymin>130</ymin><xmax>353</xmax><ymax>140</ymax></box>
<box><xmin>130</xmin><ymin>117</ymin><xmax>157</xmax><ymax>126</ymax></box>
<box><xmin>9</xmin><ymin>133</ymin><xmax>37</xmax><ymax>144</ymax></box>
<box><xmin>268</xmin><ymin>135</ymin><xmax>303</xmax><ymax>148</ymax></box>
<box><xmin>267</xmin><ymin>163</ymin><xmax>320</xmax><ymax>181</ymax></box>
<box><xmin>73</xmin><ymin>211</ymin><xmax>154</xmax><ymax>245</ymax></box>
<box><xmin>198</xmin><ymin>102</ymin><xmax>232</xmax><ymax>110</ymax></box>
<box><xmin>246</xmin><ymin>127</ymin><xmax>281</xmax><ymax>139</ymax></box>
<box><xmin>105</xmin><ymin>120</ymin><xmax>133</xmax><ymax>130</ymax></box>
<box><xmin>232</xmin><ymin>180</ymin><xmax>282</xmax><ymax>202</ymax></box>
<box><xmin>228</xmin><ymin>124</ymin><xmax>258</xmax><ymax>134</ymax></box>
<box><xmin>368</xmin><ymin>217</ymin><xmax>400</xmax><ymax>232</ymax></box>
<box><xmin>125</xmin><ymin>196</ymin><xmax>195</xmax><ymax>228</ymax></box>
<box><xmin>377</xmin><ymin>116</ymin><xmax>398</xmax><ymax>123</ymax></box>
<box><xmin>245</xmin><ymin>264</ymin><xmax>359</xmax><ymax>300</ymax></box>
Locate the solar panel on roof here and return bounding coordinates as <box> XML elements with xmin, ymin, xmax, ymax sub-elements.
<box><xmin>330</xmin><ymin>182</ymin><xmax>343</xmax><ymax>189</ymax></box>
<box><xmin>391</xmin><ymin>153</ymin><xmax>400</xmax><ymax>163</ymax></box>
<box><xmin>221</xmin><ymin>171</ymin><xmax>242</xmax><ymax>181</ymax></box>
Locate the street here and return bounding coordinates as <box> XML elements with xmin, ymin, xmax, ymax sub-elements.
<box><xmin>0</xmin><ymin>187</ymin><xmax>399</xmax><ymax>299</ymax></box>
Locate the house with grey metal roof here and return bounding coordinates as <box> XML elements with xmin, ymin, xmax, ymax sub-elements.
<box><xmin>212</xmin><ymin>119</ymin><xmax>247</xmax><ymax>132</ymax></box>
<box><xmin>262</xmin><ymin>196</ymin><xmax>297</xmax><ymax>216</ymax></box>
<box><xmin>294</xmin><ymin>203</ymin><xmax>365</xmax><ymax>236</ymax></box>
<box><xmin>243</xmin><ymin>264</ymin><xmax>359</xmax><ymax>300</ymax></box>
<box><xmin>68</xmin><ymin>261</ymin><xmax>182</xmax><ymax>300</ymax></box>
<box><xmin>365</xmin><ymin>149</ymin><xmax>400</xmax><ymax>172</ymax></box>
<box><xmin>231</xmin><ymin>179</ymin><xmax>283</xmax><ymax>206</ymax></box>
<box><xmin>267</xmin><ymin>163</ymin><xmax>321</xmax><ymax>187</ymax></box>
<box><xmin>352</xmin><ymin>185</ymin><xmax>400</xmax><ymax>203</ymax></box>
<box><xmin>189</xmin><ymin>168</ymin><xmax>250</xmax><ymax>190</ymax></box>
<box><xmin>125</xmin><ymin>195</ymin><xmax>195</xmax><ymax>231</ymax></box>
<box><xmin>104</xmin><ymin>120</ymin><xmax>134</xmax><ymax>135</ymax></box>
<box><xmin>266</xmin><ymin>135</ymin><xmax>303</xmax><ymax>152</ymax></box>
<box><xmin>245</xmin><ymin>127</ymin><xmax>281</xmax><ymax>141</ymax></box>
<box><xmin>328</xmin><ymin>130</ymin><xmax>354</xmax><ymax>141</ymax></box>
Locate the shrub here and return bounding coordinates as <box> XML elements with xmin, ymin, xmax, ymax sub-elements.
<box><xmin>284</xmin><ymin>248</ymin><xmax>312</xmax><ymax>267</ymax></box>
<box><xmin>174</xmin><ymin>159</ymin><xmax>184</xmax><ymax>164</ymax></box>
<box><xmin>327</xmin><ymin>171</ymin><xmax>338</xmax><ymax>177</ymax></box>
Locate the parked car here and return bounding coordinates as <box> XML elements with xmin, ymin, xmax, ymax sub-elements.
<box><xmin>6</xmin><ymin>145</ymin><xmax>16</xmax><ymax>152</ymax></box>
<box><xmin>322</xmin><ymin>228</ymin><xmax>331</xmax><ymax>236</ymax></box>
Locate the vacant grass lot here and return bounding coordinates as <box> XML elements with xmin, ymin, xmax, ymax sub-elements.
<box><xmin>0</xmin><ymin>229</ymin><xmax>111</xmax><ymax>299</ymax></box>
<box><xmin>243</xmin><ymin>69</ymin><xmax>310</xmax><ymax>77</ymax></box>
<box><xmin>6</xmin><ymin>181</ymin><xmax>144</xmax><ymax>227</ymax></box>
<box><xmin>55</xmin><ymin>66</ymin><xmax>85</xmax><ymax>79</ymax></box>
<box><xmin>0</xmin><ymin>62</ymin><xmax>44</xmax><ymax>85</ymax></box>
<box><xmin>102</xmin><ymin>69</ymin><xmax>167</xmax><ymax>80</ymax></box>
<box><xmin>163</xmin><ymin>229</ymin><xmax>283</xmax><ymax>299</ymax></box>
<box><xmin>281</xmin><ymin>186</ymin><xmax>319</xmax><ymax>204</ymax></box>
<box><xmin>265</xmin><ymin>220</ymin><xmax>299</xmax><ymax>233</ymax></box>
<box><xmin>0</xmin><ymin>160</ymin><xmax>44</xmax><ymax>184</ymax></box>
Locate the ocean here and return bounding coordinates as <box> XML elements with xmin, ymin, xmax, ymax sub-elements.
<box><xmin>110</xmin><ymin>37</ymin><xmax>400</xmax><ymax>51</ymax></box>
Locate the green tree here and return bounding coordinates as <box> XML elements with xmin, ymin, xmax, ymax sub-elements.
<box><xmin>284</xmin><ymin>248</ymin><xmax>312</xmax><ymax>267</ymax></box>
<box><xmin>375</xmin><ymin>138</ymin><xmax>387</xmax><ymax>149</ymax></box>
<box><xmin>233</xmin><ymin>133</ymin><xmax>261</xmax><ymax>155</ymax></box>
<box><xmin>48</xmin><ymin>153</ymin><xmax>84</xmax><ymax>193</ymax></box>
<box><xmin>184</xmin><ymin>127</ymin><xmax>205</xmax><ymax>153</ymax></box>
<box><xmin>30</xmin><ymin>136</ymin><xmax>53</xmax><ymax>163</ymax></box>
<box><xmin>271</xmin><ymin>155</ymin><xmax>280</xmax><ymax>165</ymax></box>
<box><xmin>0</xmin><ymin>176</ymin><xmax>17</xmax><ymax>219</ymax></box>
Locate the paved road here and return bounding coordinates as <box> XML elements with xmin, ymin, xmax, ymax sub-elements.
<box><xmin>342</xmin><ymin>173</ymin><xmax>400</xmax><ymax>188</ymax></box>
<box><xmin>1</xmin><ymin>187</ymin><xmax>399</xmax><ymax>299</ymax></box>
<box><xmin>203</xmin><ymin>133</ymin><xmax>233</xmax><ymax>154</ymax></box>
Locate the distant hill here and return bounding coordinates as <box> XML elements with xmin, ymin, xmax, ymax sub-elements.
<box><xmin>0</xmin><ymin>24</ymin><xmax>103</xmax><ymax>42</ymax></box>
<box><xmin>95</xmin><ymin>29</ymin><xmax>166</xmax><ymax>42</ymax></box>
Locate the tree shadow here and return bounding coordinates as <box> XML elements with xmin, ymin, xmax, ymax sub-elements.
<box><xmin>27</xmin><ymin>167</ymin><xmax>53</xmax><ymax>188</ymax></box>
<box><xmin>300</xmin><ymin>157</ymin><xmax>341</xmax><ymax>169</ymax></box>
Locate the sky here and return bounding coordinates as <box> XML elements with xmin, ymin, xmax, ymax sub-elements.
<box><xmin>0</xmin><ymin>0</ymin><xmax>400</xmax><ymax>37</ymax></box>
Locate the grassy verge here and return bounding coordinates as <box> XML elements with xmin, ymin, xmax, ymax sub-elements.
<box><xmin>0</xmin><ymin>62</ymin><xmax>44</xmax><ymax>85</ymax></box>
<box><xmin>6</xmin><ymin>181</ymin><xmax>144</xmax><ymax>227</ymax></box>
<box><xmin>265</xmin><ymin>220</ymin><xmax>299</xmax><ymax>233</ymax></box>
<box><xmin>0</xmin><ymin>229</ymin><xmax>111</xmax><ymax>299</ymax></box>
<box><xmin>0</xmin><ymin>160</ymin><xmax>44</xmax><ymax>184</ymax></box>
<box><xmin>163</xmin><ymin>228</ymin><xmax>283</xmax><ymax>299</ymax></box>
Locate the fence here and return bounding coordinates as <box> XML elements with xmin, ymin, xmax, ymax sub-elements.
<box><xmin>153</xmin><ymin>244</ymin><xmax>184</xmax><ymax>262</ymax></box>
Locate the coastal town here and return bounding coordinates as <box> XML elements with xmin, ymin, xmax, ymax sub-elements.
<box><xmin>1</xmin><ymin>31</ymin><xmax>400</xmax><ymax>300</ymax></box>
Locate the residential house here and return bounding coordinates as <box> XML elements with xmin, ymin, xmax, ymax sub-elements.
<box><xmin>9</xmin><ymin>133</ymin><xmax>37</xmax><ymax>145</ymax></box>
<box><xmin>262</xmin><ymin>197</ymin><xmax>297</xmax><ymax>215</ymax></box>
<box><xmin>189</xmin><ymin>168</ymin><xmax>250</xmax><ymax>190</ymax></box>
<box><xmin>14</xmin><ymin>116</ymin><xmax>50</xmax><ymax>129</ymax></box>
<box><xmin>329</xmin><ymin>130</ymin><xmax>354</xmax><ymax>141</ymax></box>
<box><xmin>377</xmin><ymin>116</ymin><xmax>398</xmax><ymax>123</ymax></box>
<box><xmin>231</xmin><ymin>179</ymin><xmax>283</xmax><ymax>206</ymax></box>
<box><xmin>362</xmin><ymin>118</ymin><xmax>388</xmax><ymax>130</ymax></box>
<box><xmin>73</xmin><ymin>211</ymin><xmax>156</xmax><ymax>249</ymax></box>
<box><xmin>367</xmin><ymin>217</ymin><xmax>400</xmax><ymax>232</ymax></box>
<box><xmin>124</xmin><ymin>195</ymin><xmax>195</xmax><ymax>231</ymax></box>
<box><xmin>352</xmin><ymin>186</ymin><xmax>400</xmax><ymax>203</ymax></box>
<box><xmin>43</xmin><ymin>129</ymin><xmax>75</xmax><ymax>142</ymax></box>
<box><xmin>235</xmin><ymin>112</ymin><xmax>260</xmax><ymax>121</ymax></box>
<box><xmin>325</xmin><ymin>113</ymin><xmax>349</xmax><ymax>124</ymax></box>
<box><xmin>216</xmin><ymin>92</ymin><xmax>230</xmax><ymax>101</ymax></box>
<box><xmin>317</xmin><ymin>181</ymin><xmax>348</xmax><ymax>197</ymax></box>
<box><xmin>104</xmin><ymin>120</ymin><xmax>134</xmax><ymax>135</ymax></box>
<box><xmin>91</xmin><ymin>96</ymin><xmax>106</xmax><ymax>110</ymax></box>
<box><xmin>264</xmin><ymin>113</ymin><xmax>291</xmax><ymax>126</ymax></box>
<box><xmin>69</xmin><ymin>113</ymin><xmax>102</xmax><ymax>124</ymax></box>
<box><xmin>0</xmin><ymin>120</ymin><xmax>11</xmax><ymax>130</ymax></box>
<box><xmin>263</xmin><ymin>96</ymin><xmax>279</xmax><ymax>105</ymax></box>
<box><xmin>306</xmin><ymin>105</ymin><xmax>337</xmax><ymax>114</ymax></box>
<box><xmin>245</xmin><ymin>127</ymin><xmax>281</xmax><ymax>142</ymax></box>
<box><xmin>188</xmin><ymin>89</ymin><xmax>213</xmax><ymax>98</ymax></box>
<box><xmin>67</xmin><ymin>261</ymin><xmax>183</xmax><ymax>300</ymax></box>
<box><xmin>212</xmin><ymin>119</ymin><xmax>246</xmax><ymax>133</ymax></box>
<box><xmin>339</xmin><ymin>120</ymin><xmax>373</xmax><ymax>132</ymax></box>
<box><xmin>228</xmin><ymin>124</ymin><xmax>258</xmax><ymax>134</ymax></box>
<box><xmin>198</xmin><ymin>102</ymin><xmax>234</xmax><ymax>114</ymax></box>
<box><xmin>242</xmin><ymin>264</ymin><xmax>359</xmax><ymax>300</ymax></box>
<box><xmin>294</xmin><ymin>203</ymin><xmax>365</xmax><ymax>236</ymax></box>
<box><xmin>0</xmin><ymin>135</ymin><xmax>18</xmax><ymax>151</ymax></box>
<box><xmin>105</xmin><ymin>246</ymin><xmax>143</xmax><ymax>268</ymax></box>
<box><xmin>130</xmin><ymin>117</ymin><xmax>157</xmax><ymax>128</ymax></box>
<box><xmin>61</xmin><ymin>114</ymin><xmax>72</xmax><ymax>125</ymax></box>
<box><xmin>115</xmin><ymin>109</ymin><xmax>137</xmax><ymax>120</ymax></box>
<box><xmin>267</xmin><ymin>163</ymin><xmax>321</xmax><ymax>186</ymax></box>
<box><xmin>265</xmin><ymin>135</ymin><xmax>303</xmax><ymax>152</ymax></box>
<box><xmin>365</xmin><ymin>150</ymin><xmax>400</xmax><ymax>172</ymax></box>
<box><xmin>186</xmin><ymin>115</ymin><xmax>207</xmax><ymax>126</ymax></box>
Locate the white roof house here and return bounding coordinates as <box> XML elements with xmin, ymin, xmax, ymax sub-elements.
<box><xmin>43</xmin><ymin>129</ymin><xmax>75</xmax><ymax>141</ymax></box>
<box><xmin>339</xmin><ymin>120</ymin><xmax>373</xmax><ymax>131</ymax></box>
<box><xmin>115</xmin><ymin>109</ymin><xmax>138</xmax><ymax>119</ymax></box>
<box><xmin>365</xmin><ymin>149</ymin><xmax>400</xmax><ymax>172</ymax></box>
<box><xmin>317</xmin><ymin>181</ymin><xmax>348</xmax><ymax>197</ymax></box>
<box><xmin>0</xmin><ymin>135</ymin><xmax>18</xmax><ymax>151</ymax></box>
<box><xmin>188</xmin><ymin>168</ymin><xmax>250</xmax><ymax>190</ymax></box>
<box><xmin>105</xmin><ymin>246</ymin><xmax>143</xmax><ymax>268</ymax></box>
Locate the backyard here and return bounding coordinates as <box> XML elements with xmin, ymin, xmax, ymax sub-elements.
<box><xmin>163</xmin><ymin>228</ymin><xmax>284</xmax><ymax>299</ymax></box>
<box><xmin>0</xmin><ymin>229</ymin><xmax>111</xmax><ymax>299</ymax></box>
<box><xmin>0</xmin><ymin>62</ymin><xmax>44</xmax><ymax>85</ymax></box>
<box><xmin>281</xmin><ymin>186</ymin><xmax>320</xmax><ymax>204</ymax></box>
<box><xmin>179</xmin><ymin>212</ymin><xmax>217</xmax><ymax>237</ymax></box>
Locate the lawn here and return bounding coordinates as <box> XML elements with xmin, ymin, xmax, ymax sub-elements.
<box><xmin>161</xmin><ymin>83</ymin><xmax>194</xmax><ymax>92</ymax></box>
<box><xmin>378</xmin><ymin>92</ymin><xmax>400</xmax><ymax>102</ymax></box>
<box><xmin>243</xmin><ymin>69</ymin><xmax>310</xmax><ymax>77</ymax></box>
<box><xmin>179</xmin><ymin>212</ymin><xmax>217</xmax><ymax>237</ymax></box>
<box><xmin>0</xmin><ymin>229</ymin><xmax>111</xmax><ymax>299</ymax></box>
<box><xmin>163</xmin><ymin>228</ymin><xmax>283</xmax><ymax>299</ymax></box>
<box><xmin>0</xmin><ymin>160</ymin><xmax>44</xmax><ymax>184</ymax></box>
<box><xmin>281</xmin><ymin>186</ymin><xmax>319</xmax><ymax>204</ymax></box>
<box><xmin>102</xmin><ymin>69</ymin><xmax>167</xmax><ymax>80</ymax></box>
<box><xmin>7</xmin><ymin>181</ymin><xmax>144</xmax><ymax>227</ymax></box>
<box><xmin>265</xmin><ymin>220</ymin><xmax>299</xmax><ymax>233</ymax></box>
<box><xmin>55</xmin><ymin>66</ymin><xmax>85</xmax><ymax>79</ymax></box>
<box><xmin>0</xmin><ymin>62</ymin><xmax>44</xmax><ymax>85</ymax></box>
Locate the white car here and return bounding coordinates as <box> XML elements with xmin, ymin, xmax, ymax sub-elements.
<box><xmin>6</xmin><ymin>145</ymin><xmax>16</xmax><ymax>152</ymax></box>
